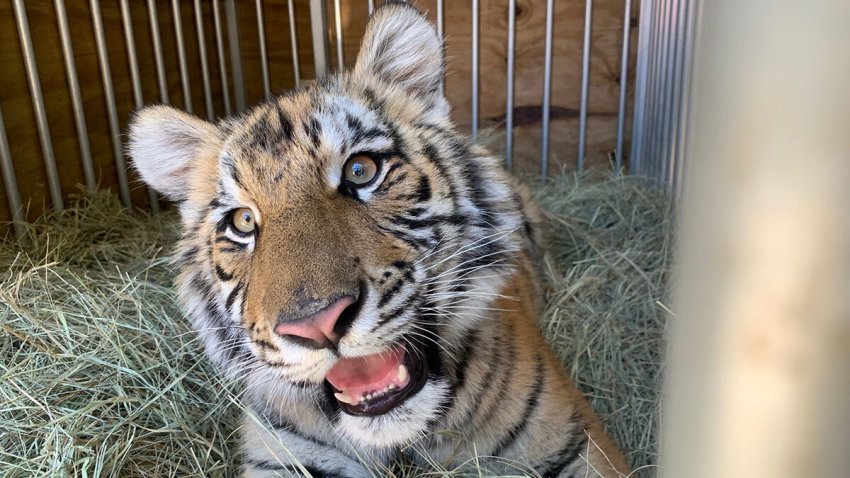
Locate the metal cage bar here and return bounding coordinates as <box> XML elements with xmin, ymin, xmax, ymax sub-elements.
<box><xmin>225</xmin><ymin>0</ymin><xmax>246</xmax><ymax>112</ymax></box>
<box><xmin>55</xmin><ymin>0</ymin><xmax>95</xmax><ymax>192</ymax></box>
<box><xmin>120</xmin><ymin>0</ymin><xmax>143</xmax><ymax>108</ymax></box>
<box><xmin>120</xmin><ymin>0</ymin><xmax>160</xmax><ymax>212</ymax></box>
<box><xmin>256</xmin><ymin>0</ymin><xmax>271</xmax><ymax>98</ymax></box>
<box><xmin>629</xmin><ymin>0</ymin><xmax>652</xmax><ymax>174</ymax></box>
<box><xmin>334</xmin><ymin>0</ymin><xmax>345</xmax><ymax>70</ymax></box>
<box><xmin>655</xmin><ymin>0</ymin><xmax>672</xmax><ymax>184</ymax></box>
<box><xmin>172</xmin><ymin>0</ymin><xmax>193</xmax><ymax>112</ymax></box>
<box><xmin>666</xmin><ymin>0</ymin><xmax>685</xmax><ymax>191</ymax></box>
<box><xmin>540</xmin><ymin>0</ymin><xmax>555</xmax><ymax>178</ymax></box>
<box><xmin>646</xmin><ymin>0</ymin><xmax>665</xmax><ymax>179</ymax></box>
<box><xmin>213</xmin><ymin>0</ymin><xmax>232</xmax><ymax>115</ymax></box>
<box><xmin>13</xmin><ymin>0</ymin><xmax>63</xmax><ymax>211</ymax></box>
<box><xmin>309</xmin><ymin>0</ymin><xmax>330</xmax><ymax>78</ymax></box>
<box><xmin>471</xmin><ymin>0</ymin><xmax>480</xmax><ymax>141</ymax></box>
<box><xmin>629</xmin><ymin>0</ymin><xmax>698</xmax><ymax>188</ymax></box>
<box><xmin>504</xmin><ymin>0</ymin><xmax>516</xmax><ymax>169</ymax></box>
<box><xmin>673</xmin><ymin>0</ymin><xmax>698</xmax><ymax>198</ymax></box>
<box><xmin>577</xmin><ymin>0</ymin><xmax>594</xmax><ymax>173</ymax></box>
<box><xmin>195</xmin><ymin>0</ymin><xmax>215</xmax><ymax>120</ymax></box>
<box><xmin>615</xmin><ymin>0</ymin><xmax>633</xmax><ymax>174</ymax></box>
<box><xmin>658</xmin><ymin>0</ymin><xmax>675</xmax><ymax>186</ymax></box>
<box><xmin>0</xmin><ymin>107</ymin><xmax>24</xmax><ymax>237</ymax></box>
<box><xmin>148</xmin><ymin>0</ymin><xmax>170</xmax><ymax>104</ymax></box>
<box><xmin>288</xmin><ymin>0</ymin><xmax>302</xmax><ymax>87</ymax></box>
<box><xmin>91</xmin><ymin>0</ymin><xmax>132</xmax><ymax>207</ymax></box>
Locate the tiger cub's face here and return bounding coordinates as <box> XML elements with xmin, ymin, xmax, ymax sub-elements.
<box><xmin>129</xmin><ymin>4</ymin><xmax>524</xmax><ymax>447</ymax></box>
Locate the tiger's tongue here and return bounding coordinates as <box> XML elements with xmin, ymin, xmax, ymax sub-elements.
<box><xmin>325</xmin><ymin>348</ymin><xmax>407</xmax><ymax>396</ymax></box>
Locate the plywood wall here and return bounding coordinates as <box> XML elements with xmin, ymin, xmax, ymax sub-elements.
<box><xmin>0</xmin><ymin>0</ymin><xmax>638</xmax><ymax>224</ymax></box>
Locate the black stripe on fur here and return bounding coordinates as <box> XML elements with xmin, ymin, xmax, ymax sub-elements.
<box><xmin>491</xmin><ymin>351</ymin><xmax>546</xmax><ymax>456</ymax></box>
<box><xmin>536</xmin><ymin>408</ymin><xmax>591</xmax><ymax>478</ymax></box>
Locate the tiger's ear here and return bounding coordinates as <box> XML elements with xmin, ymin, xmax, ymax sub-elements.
<box><xmin>353</xmin><ymin>2</ymin><xmax>443</xmax><ymax>98</ymax></box>
<box><xmin>127</xmin><ymin>105</ymin><xmax>219</xmax><ymax>202</ymax></box>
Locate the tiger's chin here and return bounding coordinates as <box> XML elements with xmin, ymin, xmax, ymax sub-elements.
<box><xmin>324</xmin><ymin>343</ymin><xmax>429</xmax><ymax>417</ymax></box>
<box><xmin>323</xmin><ymin>337</ymin><xmax>451</xmax><ymax>450</ymax></box>
<box><xmin>334</xmin><ymin>374</ymin><xmax>452</xmax><ymax>449</ymax></box>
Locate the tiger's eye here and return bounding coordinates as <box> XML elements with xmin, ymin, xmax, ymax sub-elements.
<box><xmin>231</xmin><ymin>208</ymin><xmax>256</xmax><ymax>234</ymax></box>
<box><xmin>343</xmin><ymin>155</ymin><xmax>379</xmax><ymax>186</ymax></box>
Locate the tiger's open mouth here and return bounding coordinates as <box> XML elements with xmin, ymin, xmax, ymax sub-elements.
<box><xmin>324</xmin><ymin>344</ymin><xmax>428</xmax><ymax>416</ymax></box>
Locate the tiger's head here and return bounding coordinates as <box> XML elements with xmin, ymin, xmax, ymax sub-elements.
<box><xmin>129</xmin><ymin>3</ymin><xmax>533</xmax><ymax>448</ymax></box>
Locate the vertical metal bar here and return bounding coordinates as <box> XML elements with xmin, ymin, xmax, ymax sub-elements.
<box><xmin>654</xmin><ymin>0</ymin><xmax>672</xmax><ymax>185</ymax></box>
<box><xmin>148</xmin><ymin>0</ymin><xmax>170</xmax><ymax>104</ymax></box>
<box><xmin>650</xmin><ymin>0</ymin><xmax>666</xmax><ymax>184</ymax></box>
<box><xmin>309</xmin><ymin>0</ymin><xmax>330</xmax><ymax>78</ymax></box>
<box><xmin>56</xmin><ymin>0</ymin><xmax>95</xmax><ymax>192</ymax></box>
<box><xmin>225</xmin><ymin>0</ymin><xmax>246</xmax><ymax>111</ymax></box>
<box><xmin>674</xmin><ymin>0</ymin><xmax>699</xmax><ymax>198</ymax></box>
<box><xmin>368</xmin><ymin>0</ymin><xmax>375</xmax><ymax>15</ymax></box>
<box><xmin>630</xmin><ymin>0</ymin><xmax>654</xmax><ymax>175</ymax></box>
<box><xmin>614</xmin><ymin>0</ymin><xmax>633</xmax><ymax>174</ymax></box>
<box><xmin>471</xmin><ymin>0</ymin><xmax>479</xmax><ymax>141</ymax></box>
<box><xmin>659</xmin><ymin>0</ymin><xmax>676</xmax><ymax>187</ymax></box>
<box><xmin>120</xmin><ymin>0</ymin><xmax>144</xmax><ymax>108</ymax></box>
<box><xmin>667</xmin><ymin>0</ymin><xmax>686</xmax><ymax>192</ymax></box>
<box><xmin>505</xmin><ymin>0</ymin><xmax>516</xmax><ymax>169</ymax></box>
<box><xmin>437</xmin><ymin>0</ymin><xmax>444</xmax><ymax>94</ymax></box>
<box><xmin>0</xmin><ymin>107</ymin><xmax>24</xmax><ymax>238</ymax></box>
<box><xmin>287</xmin><ymin>0</ymin><xmax>301</xmax><ymax>87</ymax></box>
<box><xmin>641</xmin><ymin>0</ymin><xmax>656</xmax><ymax>177</ymax></box>
<box><xmin>540</xmin><ymin>0</ymin><xmax>554</xmax><ymax>178</ymax></box>
<box><xmin>195</xmin><ymin>0</ymin><xmax>215</xmax><ymax>120</ymax></box>
<box><xmin>646</xmin><ymin>0</ymin><xmax>664</xmax><ymax>180</ymax></box>
<box><xmin>120</xmin><ymin>0</ymin><xmax>160</xmax><ymax>213</ymax></box>
<box><xmin>172</xmin><ymin>0</ymin><xmax>193</xmax><ymax>112</ymax></box>
<box><xmin>666</xmin><ymin>0</ymin><xmax>680</xmax><ymax>187</ymax></box>
<box><xmin>256</xmin><ymin>0</ymin><xmax>271</xmax><ymax>98</ymax></box>
<box><xmin>91</xmin><ymin>0</ymin><xmax>132</xmax><ymax>208</ymax></box>
<box><xmin>577</xmin><ymin>0</ymin><xmax>593</xmax><ymax>173</ymax></box>
<box><xmin>13</xmin><ymin>0</ymin><xmax>63</xmax><ymax>211</ymax></box>
<box><xmin>212</xmin><ymin>0</ymin><xmax>232</xmax><ymax>115</ymax></box>
<box><xmin>333</xmin><ymin>0</ymin><xmax>344</xmax><ymax>70</ymax></box>
<box><xmin>639</xmin><ymin>0</ymin><xmax>657</xmax><ymax>177</ymax></box>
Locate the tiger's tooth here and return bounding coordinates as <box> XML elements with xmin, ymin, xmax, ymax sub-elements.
<box><xmin>397</xmin><ymin>364</ymin><xmax>408</xmax><ymax>383</ymax></box>
<box><xmin>334</xmin><ymin>392</ymin><xmax>355</xmax><ymax>405</ymax></box>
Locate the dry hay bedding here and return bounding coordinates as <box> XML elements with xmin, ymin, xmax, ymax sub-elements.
<box><xmin>0</xmin><ymin>174</ymin><xmax>672</xmax><ymax>477</ymax></box>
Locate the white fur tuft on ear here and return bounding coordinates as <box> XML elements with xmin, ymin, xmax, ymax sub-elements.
<box><xmin>353</xmin><ymin>2</ymin><xmax>443</xmax><ymax>96</ymax></box>
<box><xmin>127</xmin><ymin>105</ymin><xmax>219</xmax><ymax>201</ymax></box>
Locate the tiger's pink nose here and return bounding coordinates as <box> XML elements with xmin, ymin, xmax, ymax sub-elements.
<box><xmin>274</xmin><ymin>296</ymin><xmax>356</xmax><ymax>349</ymax></box>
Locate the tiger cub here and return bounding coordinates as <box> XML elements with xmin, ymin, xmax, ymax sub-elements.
<box><xmin>128</xmin><ymin>3</ymin><xmax>629</xmax><ymax>477</ymax></box>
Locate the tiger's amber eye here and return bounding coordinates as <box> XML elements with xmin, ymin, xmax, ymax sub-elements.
<box><xmin>343</xmin><ymin>155</ymin><xmax>379</xmax><ymax>186</ymax></box>
<box><xmin>231</xmin><ymin>208</ymin><xmax>256</xmax><ymax>234</ymax></box>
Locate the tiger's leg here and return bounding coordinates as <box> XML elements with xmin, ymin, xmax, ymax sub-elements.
<box><xmin>239</xmin><ymin>413</ymin><xmax>372</xmax><ymax>478</ymax></box>
<box><xmin>530</xmin><ymin>361</ymin><xmax>631</xmax><ymax>478</ymax></box>
<box><xmin>433</xmin><ymin>265</ymin><xmax>630</xmax><ymax>477</ymax></box>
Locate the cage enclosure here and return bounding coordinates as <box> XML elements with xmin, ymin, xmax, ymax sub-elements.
<box><xmin>0</xmin><ymin>0</ymin><xmax>694</xmax><ymax>224</ymax></box>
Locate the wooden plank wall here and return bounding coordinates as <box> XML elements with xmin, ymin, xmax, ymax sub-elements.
<box><xmin>0</xmin><ymin>0</ymin><xmax>638</xmax><ymax>223</ymax></box>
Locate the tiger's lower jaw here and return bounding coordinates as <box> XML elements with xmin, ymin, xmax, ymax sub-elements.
<box><xmin>324</xmin><ymin>343</ymin><xmax>429</xmax><ymax>417</ymax></box>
